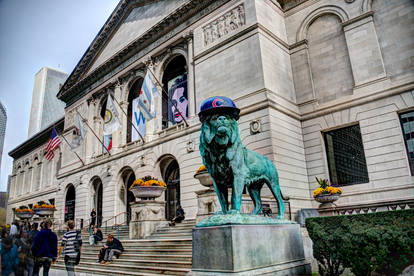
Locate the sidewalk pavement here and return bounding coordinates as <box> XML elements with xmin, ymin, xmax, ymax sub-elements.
<box><xmin>48</xmin><ymin>269</ymin><xmax>104</xmax><ymax>276</ymax></box>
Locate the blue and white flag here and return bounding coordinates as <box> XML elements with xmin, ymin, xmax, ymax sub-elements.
<box><xmin>138</xmin><ymin>71</ymin><xmax>159</xmax><ymax>120</ymax></box>
<box><xmin>132</xmin><ymin>97</ymin><xmax>146</xmax><ymax>142</ymax></box>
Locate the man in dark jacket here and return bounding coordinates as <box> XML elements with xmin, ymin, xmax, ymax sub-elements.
<box><xmin>92</xmin><ymin>226</ymin><xmax>103</xmax><ymax>245</ymax></box>
<box><xmin>100</xmin><ymin>234</ymin><xmax>123</xmax><ymax>264</ymax></box>
<box><xmin>31</xmin><ymin>219</ymin><xmax>57</xmax><ymax>276</ymax></box>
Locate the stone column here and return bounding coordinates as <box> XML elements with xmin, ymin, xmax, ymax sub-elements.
<box><xmin>111</xmin><ymin>84</ymin><xmax>124</xmax><ymax>154</ymax></box>
<box><xmin>185</xmin><ymin>32</ymin><xmax>196</xmax><ymax>118</ymax></box>
<box><xmin>129</xmin><ymin>200</ymin><xmax>168</xmax><ymax>239</ymax></box>
<box><xmin>343</xmin><ymin>12</ymin><xmax>386</xmax><ymax>87</ymax></box>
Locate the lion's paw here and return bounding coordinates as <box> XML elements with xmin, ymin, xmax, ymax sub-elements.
<box><xmin>227</xmin><ymin>210</ymin><xmax>241</xmax><ymax>215</ymax></box>
<box><xmin>214</xmin><ymin>211</ymin><xmax>225</xmax><ymax>215</ymax></box>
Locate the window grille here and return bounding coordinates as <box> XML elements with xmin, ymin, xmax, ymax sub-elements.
<box><xmin>399</xmin><ymin>111</ymin><xmax>414</xmax><ymax>175</ymax></box>
<box><xmin>324</xmin><ymin>124</ymin><xmax>369</xmax><ymax>186</ymax></box>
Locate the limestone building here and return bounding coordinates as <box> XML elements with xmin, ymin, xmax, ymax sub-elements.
<box><xmin>7</xmin><ymin>0</ymin><xmax>414</xmax><ymax>227</ymax></box>
<box><xmin>27</xmin><ymin>67</ymin><xmax>67</xmax><ymax>138</ymax></box>
<box><xmin>0</xmin><ymin>101</ymin><xmax>6</xmax><ymax>185</ymax></box>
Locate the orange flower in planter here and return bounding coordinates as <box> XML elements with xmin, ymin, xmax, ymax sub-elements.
<box><xmin>196</xmin><ymin>165</ymin><xmax>207</xmax><ymax>173</ymax></box>
<box><xmin>129</xmin><ymin>176</ymin><xmax>166</xmax><ymax>190</ymax></box>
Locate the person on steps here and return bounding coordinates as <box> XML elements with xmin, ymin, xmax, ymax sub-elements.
<box><xmin>57</xmin><ymin>220</ymin><xmax>82</xmax><ymax>276</ymax></box>
<box><xmin>169</xmin><ymin>205</ymin><xmax>185</xmax><ymax>226</ymax></box>
<box><xmin>92</xmin><ymin>226</ymin><xmax>103</xmax><ymax>245</ymax></box>
<box><xmin>99</xmin><ymin>234</ymin><xmax>123</xmax><ymax>265</ymax></box>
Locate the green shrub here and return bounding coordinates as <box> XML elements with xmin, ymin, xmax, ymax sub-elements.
<box><xmin>306</xmin><ymin>209</ymin><xmax>414</xmax><ymax>276</ymax></box>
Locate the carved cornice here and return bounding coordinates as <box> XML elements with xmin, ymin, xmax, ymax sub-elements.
<box><xmin>58</xmin><ymin>0</ymin><xmax>230</xmax><ymax>107</ymax></box>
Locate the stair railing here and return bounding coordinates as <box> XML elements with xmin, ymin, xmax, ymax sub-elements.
<box><xmin>81</xmin><ymin>211</ymin><xmax>130</xmax><ymax>239</ymax></box>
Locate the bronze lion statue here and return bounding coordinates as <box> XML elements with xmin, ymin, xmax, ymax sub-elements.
<box><xmin>198</xmin><ymin>96</ymin><xmax>285</xmax><ymax>219</ymax></box>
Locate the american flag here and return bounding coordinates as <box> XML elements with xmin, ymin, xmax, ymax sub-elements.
<box><xmin>45</xmin><ymin>128</ymin><xmax>61</xmax><ymax>161</ymax></box>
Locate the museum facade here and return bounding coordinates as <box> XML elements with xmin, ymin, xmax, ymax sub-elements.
<box><xmin>7</xmin><ymin>0</ymin><xmax>414</xmax><ymax>228</ymax></box>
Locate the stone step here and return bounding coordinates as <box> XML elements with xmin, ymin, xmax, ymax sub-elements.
<box><xmin>80</xmin><ymin>252</ymin><xmax>192</xmax><ymax>261</ymax></box>
<box><xmin>57</xmin><ymin>256</ymin><xmax>192</xmax><ymax>268</ymax></box>
<box><xmin>82</xmin><ymin>248</ymin><xmax>192</xmax><ymax>254</ymax></box>
<box><xmin>54</xmin><ymin>261</ymin><xmax>190</xmax><ymax>275</ymax></box>
<box><xmin>52</xmin><ymin>263</ymin><xmax>177</xmax><ymax>276</ymax></box>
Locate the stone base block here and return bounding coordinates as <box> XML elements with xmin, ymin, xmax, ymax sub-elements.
<box><xmin>129</xmin><ymin>200</ymin><xmax>167</xmax><ymax>239</ymax></box>
<box><xmin>191</xmin><ymin>224</ymin><xmax>311</xmax><ymax>275</ymax></box>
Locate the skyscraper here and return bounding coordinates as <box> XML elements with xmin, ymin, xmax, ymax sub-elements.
<box><xmin>28</xmin><ymin>67</ymin><xmax>68</xmax><ymax>137</ymax></box>
<box><xmin>0</xmin><ymin>101</ymin><xmax>6</xmax><ymax>186</ymax></box>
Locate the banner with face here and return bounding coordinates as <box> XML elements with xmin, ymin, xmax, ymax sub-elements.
<box><xmin>167</xmin><ymin>74</ymin><xmax>188</xmax><ymax>125</ymax></box>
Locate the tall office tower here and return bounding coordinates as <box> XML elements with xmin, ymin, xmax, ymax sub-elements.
<box><xmin>0</xmin><ymin>101</ymin><xmax>6</xmax><ymax>185</ymax></box>
<box><xmin>27</xmin><ymin>67</ymin><xmax>68</xmax><ymax>137</ymax></box>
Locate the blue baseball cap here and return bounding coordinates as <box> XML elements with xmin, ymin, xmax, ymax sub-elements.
<box><xmin>198</xmin><ymin>96</ymin><xmax>240</xmax><ymax>122</ymax></box>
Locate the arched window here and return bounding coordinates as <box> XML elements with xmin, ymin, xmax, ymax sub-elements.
<box><xmin>127</xmin><ymin>78</ymin><xmax>144</xmax><ymax>143</ymax></box>
<box><xmin>33</xmin><ymin>157</ymin><xmax>42</xmax><ymax>192</ymax></box>
<box><xmin>42</xmin><ymin>159</ymin><xmax>52</xmax><ymax>188</ymax></box>
<box><xmin>24</xmin><ymin>162</ymin><xmax>31</xmax><ymax>193</ymax></box>
<box><xmin>373</xmin><ymin>0</ymin><xmax>414</xmax><ymax>79</ymax></box>
<box><xmin>308</xmin><ymin>14</ymin><xmax>354</xmax><ymax>103</ymax></box>
<box><xmin>65</xmin><ymin>184</ymin><xmax>76</xmax><ymax>222</ymax></box>
<box><xmin>161</xmin><ymin>55</ymin><xmax>188</xmax><ymax>129</ymax></box>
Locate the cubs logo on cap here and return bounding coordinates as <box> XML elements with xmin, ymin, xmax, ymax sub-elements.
<box><xmin>198</xmin><ymin>96</ymin><xmax>240</xmax><ymax>122</ymax></box>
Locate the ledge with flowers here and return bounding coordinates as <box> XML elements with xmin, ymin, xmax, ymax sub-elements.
<box><xmin>15</xmin><ymin>206</ymin><xmax>34</xmax><ymax>219</ymax></box>
<box><xmin>313</xmin><ymin>177</ymin><xmax>342</xmax><ymax>206</ymax></box>
<box><xmin>33</xmin><ymin>201</ymin><xmax>56</xmax><ymax>216</ymax></box>
<box><xmin>129</xmin><ymin>176</ymin><xmax>167</xmax><ymax>200</ymax></box>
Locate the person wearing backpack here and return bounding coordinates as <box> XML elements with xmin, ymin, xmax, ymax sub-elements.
<box><xmin>57</xmin><ymin>220</ymin><xmax>82</xmax><ymax>276</ymax></box>
<box><xmin>31</xmin><ymin>219</ymin><xmax>57</xmax><ymax>276</ymax></box>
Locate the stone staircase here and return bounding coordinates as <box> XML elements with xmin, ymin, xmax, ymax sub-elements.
<box><xmin>52</xmin><ymin>220</ymin><xmax>195</xmax><ymax>276</ymax></box>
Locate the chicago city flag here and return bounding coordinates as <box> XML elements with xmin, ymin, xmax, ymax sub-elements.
<box><xmin>138</xmin><ymin>71</ymin><xmax>159</xmax><ymax>120</ymax></box>
<box><xmin>103</xmin><ymin>93</ymin><xmax>121</xmax><ymax>135</ymax></box>
<box><xmin>132</xmin><ymin>97</ymin><xmax>146</xmax><ymax>142</ymax></box>
<box><xmin>71</xmin><ymin>113</ymin><xmax>87</xmax><ymax>151</ymax></box>
<box><xmin>44</xmin><ymin>128</ymin><xmax>61</xmax><ymax>161</ymax></box>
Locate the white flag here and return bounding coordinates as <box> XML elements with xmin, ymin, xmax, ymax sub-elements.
<box><xmin>103</xmin><ymin>94</ymin><xmax>121</xmax><ymax>135</ymax></box>
<box><xmin>71</xmin><ymin>113</ymin><xmax>87</xmax><ymax>150</ymax></box>
<box><xmin>132</xmin><ymin>97</ymin><xmax>146</xmax><ymax>142</ymax></box>
<box><xmin>138</xmin><ymin>71</ymin><xmax>159</xmax><ymax>120</ymax></box>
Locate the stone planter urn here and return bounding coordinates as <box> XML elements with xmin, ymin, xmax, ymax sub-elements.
<box><xmin>194</xmin><ymin>171</ymin><xmax>213</xmax><ymax>188</ymax></box>
<box><xmin>130</xmin><ymin>186</ymin><xmax>166</xmax><ymax>200</ymax></box>
<box><xmin>16</xmin><ymin>212</ymin><xmax>34</xmax><ymax>219</ymax></box>
<box><xmin>33</xmin><ymin>208</ymin><xmax>56</xmax><ymax>216</ymax></box>
<box><xmin>314</xmin><ymin>193</ymin><xmax>340</xmax><ymax>204</ymax></box>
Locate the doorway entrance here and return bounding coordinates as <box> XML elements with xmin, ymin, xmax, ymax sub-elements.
<box><xmin>162</xmin><ymin>159</ymin><xmax>180</xmax><ymax>220</ymax></box>
<box><xmin>65</xmin><ymin>185</ymin><xmax>75</xmax><ymax>222</ymax></box>
<box><xmin>121</xmin><ymin>169</ymin><xmax>136</xmax><ymax>223</ymax></box>
<box><xmin>92</xmin><ymin>178</ymin><xmax>103</xmax><ymax>226</ymax></box>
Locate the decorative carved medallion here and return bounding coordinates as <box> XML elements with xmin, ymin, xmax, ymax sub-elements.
<box><xmin>203</xmin><ymin>4</ymin><xmax>245</xmax><ymax>46</ymax></box>
<box><xmin>250</xmin><ymin>119</ymin><xmax>262</xmax><ymax>134</ymax></box>
<box><xmin>187</xmin><ymin>139</ymin><xmax>195</xmax><ymax>153</ymax></box>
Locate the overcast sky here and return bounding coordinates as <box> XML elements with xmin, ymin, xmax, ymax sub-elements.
<box><xmin>0</xmin><ymin>0</ymin><xmax>119</xmax><ymax>191</ymax></box>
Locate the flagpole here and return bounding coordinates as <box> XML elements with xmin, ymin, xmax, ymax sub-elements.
<box><xmin>76</xmin><ymin>111</ymin><xmax>111</xmax><ymax>156</ymax></box>
<box><xmin>145</xmin><ymin>63</ymin><xmax>189</xmax><ymax>127</ymax></box>
<box><xmin>110</xmin><ymin>93</ymin><xmax>145</xmax><ymax>143</ymax></box>
<box><xmin>58</xmin><ymin>129</ymin><xmax>85</xmax><ymax>166</ymax></box>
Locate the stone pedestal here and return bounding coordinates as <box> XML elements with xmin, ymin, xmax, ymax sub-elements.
<box><xmin>195</xmin><ymin>189</ymin><xmax>278</xmax><ymax>223</ymax></box>
<box><xmin>129</xmin><ymin>200</ymin><xmax>167</xmax><ymax>239</ymax></box>
<box><xmin>190</xmin><ymin>224</ymin><xmax>311</xmax><ymax>275</ymax></box>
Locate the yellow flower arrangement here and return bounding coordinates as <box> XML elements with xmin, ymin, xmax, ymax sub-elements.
<box><xmin>34</xmin><ymin>204</ymin><xmax>55</xmax><ymax>209</ymax></box>
<box><xmin>196</xmin><ymin>165</ymin><xmax>207</xmax><ymax>173</ymax></box>
<box><xmin>313</xmin><ymin>177</ymin><xmax>342</xmax><ymax>198</ymax></box>
<box><xmin>129</xmin><ymin>176</ymin><xmax>166</xmax><ymax>190</ymax></box>
<box><xmin>16</xmin><ymin>208</ymin><xmax>34</xmax><ymax>213</ymax></box>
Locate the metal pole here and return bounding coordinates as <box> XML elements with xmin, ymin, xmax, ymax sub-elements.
<box><xmin>111</xmin><ymin>93</ymin><xmax>145</xmax><ymax>143</ymax></box>
<box><xmin>145</xmin><ymin>65</ymin><xmax>189</xmax><ymax>127</ymax></box>
<box><xmin>76</xmin><ymin>111</ymin><xmax>111</xmax><ymax>155</ymax></box>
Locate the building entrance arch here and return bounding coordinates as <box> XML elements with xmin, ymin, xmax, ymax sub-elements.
<box><xmin>91</xmin><ymin>177</ymin><xmax>103</xmax><ymax>226</ymax></box>
<box><xmin>120</xmin><ymin>169</ymin><xmax>136</xmax><ymax>223</ymax></box>
<box><xmin>65</xmin><ymin>184</ymin><xmax>76</xmax><ymax>222</ymax></box>
<box><xmin>160</xmin><ymin>156</ymin><xmax>180</xmax><ymax>220</ymax></box>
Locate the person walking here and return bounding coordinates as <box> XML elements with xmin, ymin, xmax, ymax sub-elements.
<box><xmin>57</xmin><ymin>220</ymin><xmax>82</xmax><ymax>276</ymax></box>
<box><xmin>16</xmin><ymin>231</ymin><xmax>34</xmax><ymax>276</ymax></box>
<box><xmin>31</xmin><ymin>219</ymin><xmax>57</xmax><ymax>276</ymax></box>
<box><xmin>1</xmin><ymin>237</ymin><xmax>19</xmax><ymax>276</ymax></box>
<box><xmin>9</xmin><ymin>222</ymin><xmax>18</xmax><ymax>241</ymax></box>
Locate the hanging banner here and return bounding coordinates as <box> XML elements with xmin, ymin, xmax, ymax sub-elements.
<box><xmin>168</xmin><ymin>74</ymin><xmax>188</xmax><ymax>126</ymax></box>
<box><xmin>138</xmin><ymin>71</ymin><xmax>159</xmax><ymax>120</ymax></box>
<box><xmin>132</xmin><ymin>97</ymin><xmax>146</xmax><ymax>142</ymax></box>
<box><xmin>103</xmin><ymin>134</ymin><xmax>112</xmax><ymax>152</ymax></box>
<box><xmin>103</xmin><ymin>94</ymin><xmax>121</xmax><ymax>135</ymax></box>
